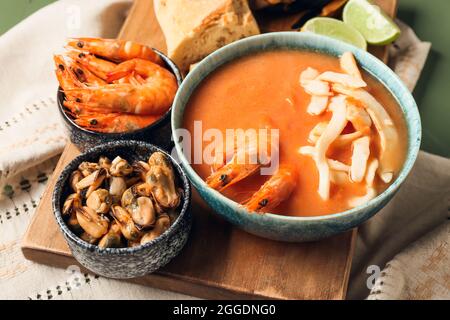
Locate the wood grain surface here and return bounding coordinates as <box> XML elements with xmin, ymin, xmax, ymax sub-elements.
<box><xmin>21</xmin><ymin>0</ymin><xmax>396</xmax><ymax>300</ymax></box>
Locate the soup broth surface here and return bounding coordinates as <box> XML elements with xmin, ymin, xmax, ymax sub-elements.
<box><xmin>183</xmin><ymin>50</ymin><xmax>407</xmax><ymax>216</ymax></box>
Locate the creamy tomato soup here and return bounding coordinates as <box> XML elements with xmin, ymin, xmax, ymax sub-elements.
<box><xmin>183</xmin><ymin>50</ymin><xmax>407</xmax><ymax>217</ymax></box>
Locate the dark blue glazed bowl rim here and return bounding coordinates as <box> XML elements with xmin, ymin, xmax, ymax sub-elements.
<box><xmin>57</xmin><ymin>48</ymin><xmax>183</xmax><ymax>138</ymax></box>
<box><xmin>52</xmin><ymin>140</ymin><xmax>191</xmax><ymax>254</ymax></box>
<box><xmin>172</xmin><ymin>32</ymin><xmax>422</xmax><ymax>222</ymax></box>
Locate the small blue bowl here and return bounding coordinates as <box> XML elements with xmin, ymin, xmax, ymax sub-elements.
<box><xmin>171</xmin><ymin>32</ymin><xmax>421</xmax><ymax>242</ymax></box>
<box><xmin>53</xmin><ymin>140</ymin><xmax>191</xmax><ymax>278</ymax></box>
<box><xmin>57</xmin><ymin>49</ymin><xmax>182</xmax><ymax>152</ymax></box>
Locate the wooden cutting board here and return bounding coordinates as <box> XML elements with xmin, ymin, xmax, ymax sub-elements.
<box><xmin>21</xmin><ymin>0</ymin><xmax>397</xmax><ymax>300</ymax></box>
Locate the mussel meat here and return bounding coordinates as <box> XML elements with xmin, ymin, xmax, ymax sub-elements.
<box><xmin>98</xmin><ymin>221</ymin><xmax>122</xmax><ymax>248</ymax></box>
<box><xmin>98</xmin><ymin>156</ymin><xmax>112</xmax><ymax>170</ymax></box>
<box><xmin>140</xmin><ymin>213</ymin><xmax>170</xmax><ymax>245</ymax></box>
<box><xmin>78</xmin><ymin>161</ymin><xmax>100</xmax><ymax>177</ymax></box>
<box><xmin>86</xmin><ymin>188</ymin><xmax>112</xmax><ymax>214</ymax></box>
<box><xmin>69</xmin><ymin>170</ymin><xmax>83</xmax><ymax>193</ymax></box>
<box><xmin>75</xmin><ymin>168</ymin><xmax>107</xmax><ymax>198</ymax></box>
<box><xmin>80</xmin><ymin>232</ymin><xmax>99</xmax><ymax>244</ymax></box>
<box><xmin>76</xmin><ymin>206</ymin><xmax>109</xmax><ymax>239</ymax></box>
<box><xmin>145</xmin><ymin>152</ymin><xmax>180</xmax><ymax>208</ymax></box>
<box><xmin>108</xmin><ymin>176</ymin><xmax>127</xmax><ymax>204</ymax></box>
<box><xmin>110</xmin><ymin>205</ymin><xmax>141</xmax><ymax>241</ymax></box>
<box><xmin>62</xmin><ymin>193</ymin><xmax>82</xmax><ymax>216</ymax></box>
<box><xmin>110</xmin><ymin>156</ymin><xmax>133</xmax><ymax>177</ymax></box>
<box><xmin>133</xmin><ymin>160</ymin><xmax>150</xmax><ymax>181</ymax></box>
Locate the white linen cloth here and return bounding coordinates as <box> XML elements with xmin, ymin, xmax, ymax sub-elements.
<box><xmin>0</xmin><ymin>0</ymin><xmax>447</xmax><ymax>300</ymax></box>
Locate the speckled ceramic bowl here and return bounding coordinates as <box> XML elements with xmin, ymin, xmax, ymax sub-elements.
<box><xmin>57</xmin><ymin>49</ymin><xmax>183</xmax><ymax>152</ymax></box>
<box><xmin>52</xmin><ymin>141</ymin><xmax>191</xmax><ymax>279</ymax></box>
<box><xmin>171</xmin><ymin>32</ymin><xmax>421</xmax><ymax>242</ymax></box>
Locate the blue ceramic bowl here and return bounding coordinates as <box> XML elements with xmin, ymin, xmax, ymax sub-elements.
<box><xmin>52</xmin><ymin>141</ymin><xmax>191</xmax><ymax>278</ymax></box>
<box><xmin>57</xmin><ymin>49</ymin><xmax>182</xmax><ymax>152</ymax></box>
<box><xmin>171</xmin><ymin>32</ymin><xmax>421</xmax><ymax>242</ymax></box>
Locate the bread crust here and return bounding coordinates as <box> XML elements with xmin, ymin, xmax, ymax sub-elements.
<box><xmin>154</xmin><ymin>0</ymin><xmax>260</xmax><ymax>73</ymax></box>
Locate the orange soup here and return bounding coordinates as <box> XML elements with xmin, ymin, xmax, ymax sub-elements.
<box><xmin>183</xmin><ymin>50</ymin><xmax>407</xmax><ymax>217</ymax></box>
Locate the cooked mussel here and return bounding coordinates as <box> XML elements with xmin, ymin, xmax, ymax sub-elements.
<box><xmin>98</xmin><ymin>221</ymin><xmax>122</xmax><ymax>248</ymax></box>
<box><xmin>62</xmin><ymin>193</ymin><xmax>82</xmax><ymax>216</ymax></box>
<box><xmin>128</xmin><ymin>239</ymin><xmax>141</xmax><ymax>248</ymax></box>
<box><xmin>78</xmin><ymin>161</ymin><xmax>100</xmax><ymax>177</ymax></box>
<box><xmin>75</xmin><ymin>168</ymin><xmax>107</xmax><ymax>198</ymax></box>
<box><xmin>80</xmin><ymin>232</ymin><xmax>99</xmax><ymax>244</ymax></box>
<box><xmin>133</xmin><ymin>160</ymin><xmax>150</xmax><ymax>181</ymax></box>
<box><xmin>110</xmin><ymin>205</ymin><xmax>141</xmax><ymax>241</ymax></box>
<box><xmin>148</xmin><ymin>151</ymin><xmax>172</xmax><ymax>168</ymax></box>
<box><xmin>121</xmin><ymin>186</ymin><xmax>156</xmax><ymax>228</ymax></box>
<box><xmin>108</xmin><ymin>176</ymin><xmax>127</xmax><ymax>204</ymax></box>
<box><xmin>69</xmin><ymin>170</ymin><xmax>83</xmax><ymax>193</ymax></box>
<box><xmin>146</xmin><ymin>166</ymin><xmax>180</xmax><ymax>209</ymax></box>
<box><xmin>145</xmin><ymin>152</ymin><xmax>180</xmax><ymax>208</ymax></box>
<box><xmin>76</xmin><ymin>206</ymin><xmax>109</xmax><ymax>239</ymax></box>
<box><xmin>63</xmin><ymin>194</ymin><xmax>83</xmax><ymax>233</ymax></box>
<box><xmin>98</xmin><ymin>156</ymin><xmax>111</xmax><ymax>170</ymax></box>
<box><xmin>67</xmin><ymin>211</ymin><xmax>82</xmax><ymax>234</ymax></box>
<box><xmin>110</xmin><ymin>156</ymin><xmax>133</xmax><ymax>177</ymax></box>
<box><xmin>121</xmin><ymin>185</ymin><xmax>139</xmax><ymax>207</ymax></box>
<box><xmin>140</xmin><ymin>214</ymin><xmax>171</xmax><ymax>245</ymax></box>
<box><xmin>86</xmin><ymin>189</ymin><xmax>112</xmax><ymax>214</ymax></box>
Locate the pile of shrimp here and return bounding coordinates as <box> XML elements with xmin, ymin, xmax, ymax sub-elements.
<box><xmin>298</xmin><ymin>52</ymin><xmax>400</xmax><ymax>207</ymax></box>
<box><xmin>54</xmin><ymin>38</ymin><xmax>178</xmax><ymax>133</ymax></box>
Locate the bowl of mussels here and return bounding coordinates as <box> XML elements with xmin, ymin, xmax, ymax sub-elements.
<box><xmin>52</xmin><ymin>140</ymin><xmax>191</xmax><ymax>279</ymax></box>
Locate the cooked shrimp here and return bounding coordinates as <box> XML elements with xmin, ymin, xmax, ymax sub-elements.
<box><xmin>72</xmin><ymin>112</ymin><xmax>160</xmax><ymax>133</ymax></box>
<box><xmin>210</xmin><ymin>129</ymin><xmax>272</xmax><ymax>172</ymax></box>
<box><xmin>68</xmin><ymin>55</ymin><xmax>144</xmax><ymax>86</ymax></box>
<box><xmin>206</xmin><ymin>162</ymin><xmax>262</xmax><ymax>191</ymax></box>
<box><xmin>243</xmin><ymin>166</ymin><xmax>297</xmax><ymax>213</ymax></box>
<box><xmin>54</xmin><ymin>55</ymin><xmax>83</xmax><ymax>98</ymax></box>
<box><xmin>71</xmin><ymin>61</ymin><xmax>107</xmax><ymax>86</ymax></box>
<box><xmin>105</xmin><ymin>58</ymin><xmax>171</xmax><ymax>83</ymax></box>
<box><xmin>65</xmin><ymin>58</ymin><xmax>178</xmax><ymax>115</ymax></box>
<box><xmin>67</xmin><ymin>38</ymin><xmax>163</xmax><ymax>65</ymax></box>
<box><xmin>67</xmin><ymin>51</ymin><xmax>117</xmax><ymax>81</ymax></box>
<box><xmin>206</xmin><ymin>133</ymin><xmax>272</xmax><ymax>191</ymax></box>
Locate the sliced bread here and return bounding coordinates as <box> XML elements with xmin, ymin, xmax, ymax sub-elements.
<box><xmin>154</xmin><ymin>0</ymin><xmax>260</xmax><ymax>73</ymax></box>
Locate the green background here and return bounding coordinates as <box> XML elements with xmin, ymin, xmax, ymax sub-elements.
<box><xmin>0</xmin><ymin>0</ymin><xmax>448</xmax><ymax>157</ymax></box>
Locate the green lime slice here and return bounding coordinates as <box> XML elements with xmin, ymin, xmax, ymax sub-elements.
<box><xmin>343</xmin><ymin>0</ymin><xmax>401</xmax><ymax>45</ymax></box>
<box><xmin>302</xmin><ymin>17</ymin><xmax>367</xmax><ymax>51</ymax></box>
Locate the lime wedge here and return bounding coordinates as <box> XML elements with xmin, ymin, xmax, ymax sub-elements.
<box><xmin>302</xmin><ymin>17</ymin><xmax>367</xmax><ymax>51</ymax></box>
<box><xmin>343</xmin><ymin>0</ymin><xmax>401</xmax><ymax>45</ymax></box>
